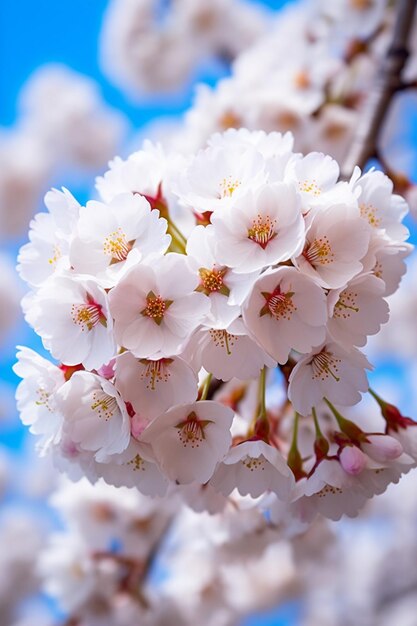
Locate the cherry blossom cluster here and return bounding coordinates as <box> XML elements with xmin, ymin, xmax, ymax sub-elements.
<box><xmin>100</xmin><ymin>0</ymin><xmax>268</xmax><ymax>95</ymax></box>
<box><xmin>0</xmin><ymin>64</ymin><xmax>125</xmax><ymax>237</ymax></box>
<box><xmin>166</xmin><ymin>0</ymin><xmax>417</xmax><ymax>212</ymax></box>
<box><xmin>15</xmin><ymin>128</ymin><xmax>416</xmax><ymax>523</ymax></box>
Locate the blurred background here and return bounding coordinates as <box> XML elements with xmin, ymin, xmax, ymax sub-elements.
<box><xmin>1</xmin><ymin>1</ymin><xmax>417</xmax><ymax>625</ymax></box>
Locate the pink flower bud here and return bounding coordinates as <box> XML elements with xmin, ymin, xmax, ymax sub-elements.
<box><xmin>339</xmin><ymin>445</ymin><xmax>367</xmax><ymax>475</ymax></box>
<box><xmin>362</xmin><ymin>435</ymin><xmax>403</xmax><ymax>463</ymax></box>
<box><xmin>96</xmin><ymin>359</ymin><xmax>116</xmax><ymax>380</ymax></box>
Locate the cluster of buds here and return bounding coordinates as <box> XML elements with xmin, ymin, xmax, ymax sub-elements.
<box><xmin>15</xmin><ymin>128</ymin><xmax>416</xmax><ymax>523</ymax></box>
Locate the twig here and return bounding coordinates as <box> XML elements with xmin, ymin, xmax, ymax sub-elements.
<box><xmin>341</xmin><ymin>0</ymin><xmax>417</xmax><ymax>179</ymax></box>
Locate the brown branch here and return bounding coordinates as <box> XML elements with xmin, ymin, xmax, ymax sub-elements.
<box><xmin>341</xmin><ymin>0</ymin><xmax>417</xmax><ymax>179</ymax></box>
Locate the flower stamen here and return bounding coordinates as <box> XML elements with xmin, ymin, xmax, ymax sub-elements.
<box><xmin>141</xmin><ymin>291</ymin><xmax>173</xmax><ymax>326</ymax></box>
<box><xmin>103</xmin><ymin>228</ymin><xmax>133</xmax><ymax>263</ymax></box>
<box><xmin>197</xmin><ymin>267</ymin><xmax>230</xmax><ymax>296</ymax></box>
<box><xmin>247</xmin><ymin>215</ymin><xmax>277</xmax><ymax>249</ymax></box>
<box><xmin>176</xmin><ymin>411</ymin><xmax>213</xmax><ymax>448</ymax></box>
<box><xmin>260</xmin><ymin>286</ymin><xmax>296</xmax><ymax>320</ymax></box>
<box><xmin>303</xmin><ymin>236</ymin><xmax>334</xmax><ymax>267</ymax></box>
<box><xmin>91</xmin><ymin>391</ymin><xmax>118</xmax><ymax>421</ymax></box>
<box><xmin>139</xmin><ymin>358</ymin><xmax>174</xmax><ymax>390</ymax></box>
<box><xmin>310</xmin><ymin>350</ymin><xmax>341</xmax><ymax>382</ymax></box>
<box><xmin>71</xmin><ymin>295</ymin><xmax>106</xmax><ymax>332</ymax></box>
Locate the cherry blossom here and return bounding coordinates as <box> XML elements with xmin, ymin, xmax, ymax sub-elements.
<box><xmin>351</xmin><ymin>167</ymin><xmax>410</xmax><ymax>243</ymax></box>
<box><xmin>173</xmin><ymin>143</ymin><xmax>268</xmax><ymax>217</ymax></box>
<box><xmin>211</xmin><ymin>182</ymin><xmax>305</xmax><ymax>273</ymax></box>
<box><xmin>70</xmin><ymin>192</ymin><xmax>170</xmax><ymax>286</ymax></box>
<box><xmin>288</xmin><ymin>341</ymin><xmax>371</xmax><ymax>415</ymax></box>
<box><xmin>293</xmin><ymin>199</ymin><xmax>371</xmax><ymax>289</ymax></box>
<box><xmin>17</xmin><ymin>188</ymin><xmax>79</xmax><ymax>288</ymax></box>
<box><xmin>243</xmin><ymin>266</ymin><xmax>328</xmax><ymax>364</ymax></box>
<box><xmin>327</xmin><ymin>273</ymin><xmax>390</xmax><ymax>347</ymax></box>
<box><xmin>24</xmin><ymin>274</ymin><xmax>115</xmax><ymax>371</ymax></box>
<box><xmin>109</xmin><ymin>253</ymin><xmax>209</xmax><ymax>358</ymax></box>
<box><xmin>55</xmin><ymin>371</ymin><xmax>131</xmax><ymax>462</ymax></box>
<box><xmin>211</xmin><ymin>440</ymin><xmax>294</xmax><ymax>500</ymax></box>
<box><xmin>184</xmin><ymin>317</ymin><xmax>275</xmax><ymax>382</ymax></box>
<box><xmin>95</xmin><ymin>141</ymin><xmax>167</xmax><ymax>203</ymax></box>
<box><xmin>13</xmin><ymin>347</ymin><xmax>65</xmax><ymax>444</ymax></box>
<box><xmin>186</xmin><ymin>224</ymin><xmax>259</xmax><ymax>325</ymax></box>
<box><xmin>97</xmin><ymin>439</ymin><xmax>169</xmax><ymax>496</ymax></box>
<box><xmin>115</xmin><ymin>351</ymin><xmax>198</xmax><ymax>420</ymax></box>
<box><xmin>141</xmin><ymin>401</ymin><xmax>234</xmax><ymax>484</ymax></box>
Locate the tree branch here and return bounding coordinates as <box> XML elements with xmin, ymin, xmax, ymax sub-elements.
<box><xmin>341</xmin><ymin>0</ymin><xmax>417</xmax><ymax>180</ymax></box>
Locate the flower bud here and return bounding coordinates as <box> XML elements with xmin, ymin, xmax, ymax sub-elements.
<box><xmin>362</xmin><ymin>434</ymin><xmax>403</xmax><ymax>463</ymax></box>
<box><xmin>339</xmin><ymin>445</ymin><xmax>366</xmax><ymax>475</ymax></box>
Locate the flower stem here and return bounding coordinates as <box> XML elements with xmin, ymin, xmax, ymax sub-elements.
<box><xmin>199</xmin><ymin>373</ymin><xmax>213</xmax><ymax>401</ymax></box>
<box><xmin>312</xmin><ymin>406</ymin><xmax>324</xmax><ymax>438</ymax></box>
<box><xmin>258</xmin><ymin>366</ymin><xmax>267</xmax><ymax>421</ymax></box>
<box><xmin>368</xmin><ymin>387</ymin><xmax>385</xmax><ymax>408</ymax></box>
<box><xmin>167</xmin><ymin>219</ymin><xmax>187</xmax><ymax>254</ymax></box>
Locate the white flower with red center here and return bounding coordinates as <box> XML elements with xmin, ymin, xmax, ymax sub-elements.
<box><xmin>243</xmin><ymin>266</ymin><xmax>328</xmax><ymax>364</ymax></box>
<box><xmin>284</xmin><ymin>151</ymin><xmax>340</xmax><ymax>214</ymax></box>
<box><xmin>55</xmin><ymin>371</ymin><xmax>131</xmax><ymax>462</ymax></box>
<box><xmin>210</xmin><ymin>440</ymin><xmax>294</xmax><ymax>500</ymax></box>
<box><xmin>24</xmin><ymin>274</ymin><xmax>115</xmax><ymax>371</ymax></box>
<box><xmin>211</xmin><ymin>182</ymin><xmax>305</xmax><ymax>273</ymax></box>
<box><xmin>115</xmin><ymin>351</ymin><xmax>198</xmax><ymax>420</ymax></box>
<box><xmin>109</xmin><ymin>253</ymin><xmax>210</xmax><ymax>358</ymax></box>
<box><xmin>97</xmin><ymin>439</ymin><xmax>169</xmax><ymax>496</ymax></box>
<box><xmin>351</xmin><ymin>168</ymin><xmax>410</xmax><ymax>243</ymax></box>
<box><xmin>13</xmin><ymin>346</ymin><xmax>65</xmax><ymax>444</ymax></box>
<box><xmin>184</xmin><ymin>317</ymin><xmax>275</xmax><ymax>382</ymax></box>
<box><xmin>327</xmin><ymin>274</ymin><xmax>389</xmax><ymax>347</ymax></box>
<box><xmin>173</xmin><ymin>143</ymin><xmax>268</xmax><ymax>217</ymax></box>
<box><xmin>141</xmin><ymin>401</ymin><xmax>234</xmax><ymax>484</ymax></box>
<box><xmin>70</xmin><ymin>193</ymin><xmax>170</xmax><ymax>287</ymax></box>
<box><xmin>293</xmin><ymin>200</ymin><xmax>371</xmax><ymax>289</ymax></box>
<box><xmin>288</xmin><ymin>341</ymin><xmax>371</xmax><ymax>416</ymax></box>
<box><xmin>290</xmin><ymin>459</ymin><xmax>375</xmax><ymax>522</ymax></box>
<box><xmin>95</xmin><ymin>141</ymin><xmax>166</xmax><ymax>203</ymax></box>
<box><xmin>17</xmin><ymin>188</ymin><xmax>80</xmax><ymax>289</ymax></box>
<box><xmin>186</xmin><ymin>225</ymin><xmax>260</xmax><ymax>326</ymax></box>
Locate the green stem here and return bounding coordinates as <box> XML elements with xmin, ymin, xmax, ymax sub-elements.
<box><xmin>368</xmin><ymin>387</ymin><xmax>385</xmax><ymax>408</ymax></box>
<box><xmin>312</xmin><ymin>406</ymin><xmax>324</xmax><ymax>438</ymax></box>
<box><xmin>323</xmin><ymin>397</ymin><xmax>345</xmax><ymax>429</ymax></box>
<box><xmin>199</xmin><ymin>373</ymin><xmax>213</xmax><ymax>401</ymax></box>
<box><xmin>290</xmin><ymin>412</ymin><xmax>300</xmax><ymax>455</ymax></box>
<box><xmin>258</xmin><ymin>366</ymin><xmax>267</xmax><ymax>421</ymax></box>
<box><xmin>167</xmin><ymin>220</ymin><xmax>187</xmax><ymax>254</ymax></box>
<box><xmin>324</xmin><ymin>397</ymin><xmax>363</xmax><ymax>440</ymax></box>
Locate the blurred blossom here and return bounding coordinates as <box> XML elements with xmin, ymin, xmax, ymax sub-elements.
<box><xmin>0</xmin><ymin>65</ymin><xmax>127</xmax><ymax>238</ymax></box>
<box><xmin>0</xmin><ymin>253</ymin><xmax>22</xmax><ymax>344</ymax></box>
<box><xmin>19</xmin><ymin>65</ymin><xmax>127</xmax><ymax>171</ymax></box>
<box><xmin>0</xmin><ymin>510</ymin><xmax>47</xmax><ymax>626</ymax></box>
<box><xmin>100</xmin><ymin>0</ymin><xmax>269</xmax><ymax>96</ymax></box>
<box><xmin>0</xmin><ymin>131</ymin><xmax>50</xmax><ymax>237</ymax></box>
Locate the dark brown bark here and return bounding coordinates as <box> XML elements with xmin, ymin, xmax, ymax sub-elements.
<box><xmin>341</xmin><ymin>0</ymin><xmax>417</xmax><ymax>179</ymax></box>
